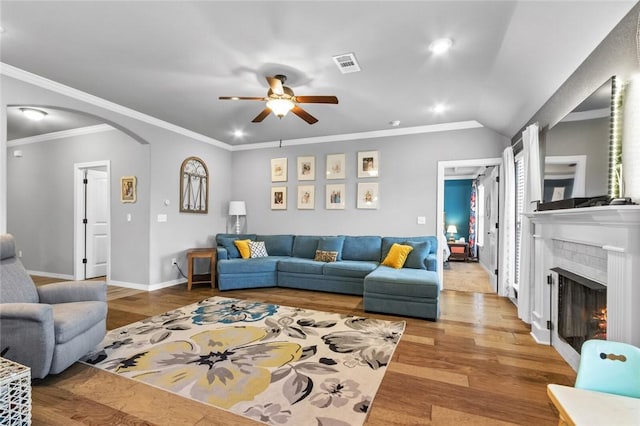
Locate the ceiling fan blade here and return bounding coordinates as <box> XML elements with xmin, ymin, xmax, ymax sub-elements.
<box><xmin>294</xmin><ymin>96</ymin><xmax>339</xmax><ymax>104</ymax></box>
<box><xmin>219</xmin><ymin>96</ymin><xmax>267</xmax><ymax>101</ymax></box>
<box><xmin>252</xmin><ymin>107</ymin><xmax>272</xmax><ymax>123</ymax></box>
<box><xmin>266</xmin><ymin>76</ymin><xmax>284</xmax><ymax>95</ymax></box>
<box><xmin>291</xmin><ymin>105</ymin><xmax>318</xmax><ymax>124</ymax></box>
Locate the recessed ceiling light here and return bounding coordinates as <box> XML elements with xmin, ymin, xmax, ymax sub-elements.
<box><xmin>429</xmin><ymin>38</ymin><xmax>453</xmax><ymax>55</ymax></box>
<box><xmin>0</xmin><ymin>26</ymin><xmax>5</xmax><ymax>34</ymax></box>
<box><xmin>432</xmin><ymin>103</ymin><xmax>447</xmax><ymax>114</ymax></box>
<box><xmin>233</xmin><ymin>129</ymin><xmax>244</xmax><ymax>138</ymax></box>
<box><xmin>389</xmin><ymin>120</ymin><xmax>401</xmax><ymax>127</ymax></box>
<box><xmin>20</xmin><ymin>108</ymin><xmax>48</xmax><ymax>121</ymax></box>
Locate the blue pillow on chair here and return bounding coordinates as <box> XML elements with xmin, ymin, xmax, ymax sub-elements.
<box><xmin>317</xmin><ymin>236</ymin><xmax>345</xmax><ymax>261</ymax></box>
<box><xmin>402</xmin><ymin>241</ymin><xmax>431</xmax><ymax>269</ymax></box>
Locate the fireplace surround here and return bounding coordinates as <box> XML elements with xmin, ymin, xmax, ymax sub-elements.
<box><xmin>525</xmin><ymin>205</ymin><xmax>640</xmax><ymax>370</ymax></box>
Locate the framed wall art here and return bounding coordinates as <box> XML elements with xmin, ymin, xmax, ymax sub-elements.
<box><xmin>326</xmin><ymin>183</ymin><xmax>345</xmax><ymax>210</ymax></box>
<box><xmin>297</xmin><ymin>156</ymin><xmax>315</xmax><ymax>181</ymax></box>
<box><xmin>357</xmin><ymin>150</ymin><xmax>379</xmax><ymax>178</ymax></box>
<box><xmin>271</xmin><ymin>158</ymin><xmax>288</xmax><ymax>182</ymax></box>
<box><xmin>326</xmin><ymin>153</ymin><xmax>346</xmax><ymax>180</ymax></box>
<box><xmin>357</xmin><ymin>182</ymin><xmax>379</xmax><ymax>209</ymax></box>
<box><xmin>297</xmin><ymin>185</ymin><xmax>315</xmax><ymax>209</ymax></box>
<box><xmin>120</xmin><ymin>176</ymin><xmax>137</xmax><ymax>203</ymax></box>
<box><xmin>271</xmin><ymin>186</ymin><xmax>287</xmax><ymax>210</ymax></box>
<box><xmin>179</xmin><ymin>156</ymin><xmax>209</xmax><ymax>213</ymax></box>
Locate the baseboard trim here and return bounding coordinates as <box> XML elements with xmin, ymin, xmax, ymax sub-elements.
<box><xmin>108</xmin><ymin>279</ymin><xmax>185</xmax><ymax>292</ymax></box>
<box><xmin>27</xmin><ymin>270</ymin><xmax>74</xmax><ymax>280</ymax></box>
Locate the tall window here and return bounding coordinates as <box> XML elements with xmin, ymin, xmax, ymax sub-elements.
<box><xmin>514</xmin><ymin>153</ymin><xmax>525</xmax><ymax>294</ymax></box>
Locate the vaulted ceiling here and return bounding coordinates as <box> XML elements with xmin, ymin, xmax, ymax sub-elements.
<box><xmin>1</xmin><ymin>1</ymin><xmax>636</xmax><ymax>145</ymax></box>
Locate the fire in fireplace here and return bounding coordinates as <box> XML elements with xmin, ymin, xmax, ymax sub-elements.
<box><xmin>552</xmin><ymin>267</ymin><xmax>607</xmax><ymax>354</ymax></box>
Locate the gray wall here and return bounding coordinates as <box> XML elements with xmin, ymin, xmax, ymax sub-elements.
<box><xmin>2</xmin><ymin>74</ymin><xmax>232</xmax><ymax>287</ymax></box>
<box><xmin>7</xmin><ymin>129</ymin><xmax>151</xmax><ymax>284</ymax></box>
<box><xmin>232</xmin><ymin>127</ymin><xmax>508</xmax><ymax>237</ymax></box>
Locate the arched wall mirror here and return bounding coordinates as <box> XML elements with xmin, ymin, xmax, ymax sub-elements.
<box><xmin>544</xmin><ymin>78</ymin><xmax>613</xmax><ymax>202</ymax></box>
<box><xmin>179</xmin><ymin>156</ymin><xmax>209</xmax><ymax>214</ymax></box>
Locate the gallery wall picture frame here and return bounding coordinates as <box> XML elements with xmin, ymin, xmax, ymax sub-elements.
<box><xmin>297</xmin><ymin>156</ymin><xmax>315</xmax><ymax>181</ymax></box>
<box><xmin>297</xmin><ymin>185</ymin><xmax>315</xmax><ymax>209</ymax></box>
<box><xmin>271</xmin><ymin>158</ymin><xmax>288</xmax><ymax>182</ymax></box>
<box><xmin>357</xmin><ymin>182</ymin><xmax>379</xmax><ymax>209</ymax></box>
<box><xmin>326</xmin><ymin>183</ymin><xmax>346</xmax><ymax>210</ymax></box>
<box><xmin>357</xmin><ymin>150</ymin><xmax>379</xmax><ymax>178</ymax></box>
<box><xmin>271</xmin><ymin>186</ymin><xmax>287</xmax><ymax>210</ymax></box>
<box><xmin>120</xmin><ymin>176</ymin><xmax>137</xmax><ymax>203</ymax></box>
<box><xmin>326</xmin><ymin>153</ymin><xmax>346</xmax><ymax>180</ymax></box>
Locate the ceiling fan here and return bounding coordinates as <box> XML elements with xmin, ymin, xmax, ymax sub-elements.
<box><xmin>219</xmin><ymin>74</ymin><xmax>338</xmax><ymax>124</ymax></box>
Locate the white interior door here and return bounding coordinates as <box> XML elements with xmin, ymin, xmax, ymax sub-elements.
<box><xmin>85</xmin><ymin>169</ymin><xmax>108</xmax><ymax>278</ymax></box>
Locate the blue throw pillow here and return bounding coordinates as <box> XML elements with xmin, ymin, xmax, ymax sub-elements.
<box><xmin>317</xmin><ymin>236</ymin><xmax>345</xmax><ymax>261</ymax></box>
<box><xmin>403</xmin><ymin>241</ymin><xmax>430</xmax><ymax>269</ymax></box>
<box><xmin>219</xmin><ymin>237</ymin><xmax>251</xmax><ymax>259</ymax></box>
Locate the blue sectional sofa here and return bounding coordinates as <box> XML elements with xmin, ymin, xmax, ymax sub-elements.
<box><xmin>215</xmin><ymin>233</ymin><xmax>441</xmax><ymax>320</ymax></box>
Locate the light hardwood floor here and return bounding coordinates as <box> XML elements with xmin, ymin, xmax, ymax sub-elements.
<box><xmin>30</xmin><ymin>274</ymin><xmax>574</xmax><ymax>425</ymax></box>
<box><xmin>443</xmin><ymin>261</ymin><xmax>493</xmax><ymax>293</ymax></box>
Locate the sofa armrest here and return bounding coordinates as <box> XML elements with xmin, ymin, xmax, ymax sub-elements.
<box><xmin>217</xmin><ymin>247</ymin><xmax>229</xmax><ymax>260</ymax></box>
<box><xmin>37</xmin><ymin>281</ymin><xmax>107</xmax><ymax>304</ymax></box>
<box><xmin>0</xmin><ymin>303</ymin><xmax>55</xmax><ymax>379</ymax></box>
<box><xmin>426</xmin><ymin>254</ymin><xmax>437</xmax><ymax>272</ymax></box>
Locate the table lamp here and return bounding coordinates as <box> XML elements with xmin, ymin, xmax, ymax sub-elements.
<box><xmin>446</xmin><ymin>225</ymin><xmax>458</xmax><ymax>242</ymax></box>
<box><xmin>228</xmin><ymin>201</ymin><xmax>246</xmax><ymax>234</ymax></box>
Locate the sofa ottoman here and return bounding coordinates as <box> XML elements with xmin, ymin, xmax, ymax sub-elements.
<box><xmin>363</xmin><ymin>266</ymin><xmax>440</xmax><ymax>320</ymax></box>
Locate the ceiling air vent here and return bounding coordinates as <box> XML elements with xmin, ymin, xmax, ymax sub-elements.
<box><xmin>332</xmin><ymin>53</ymin><xmax>361</xmax><ymax>74</ymax></box>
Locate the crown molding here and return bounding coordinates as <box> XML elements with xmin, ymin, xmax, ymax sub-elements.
<box><xmin>231</xmin><ymin>120</ymin><xmax>484</xmax><ymax>151</ymax></box>
<box><xmin>2</xmin><ymin>63</ymin><xmax>484</xmax><ymax>152</ymax></box>
<box><xmin>0</xmin><ymin>62</ymin><xmax>232</xmax><ymax>151</ymax></box>
<box><xmin>7</xmin><ymin>124</ymin><xmax>115</xmax><ymax>147</ymax></box>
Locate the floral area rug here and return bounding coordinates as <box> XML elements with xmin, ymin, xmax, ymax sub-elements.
<box><xmin>81</xmin><ymin>296</ymin><xmax>405</xmax><ymax>426</ymax></box>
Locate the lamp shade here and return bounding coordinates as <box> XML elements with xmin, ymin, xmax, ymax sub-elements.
<box><xmin>446</xmin><ymin>225</ymin><xmax>458</xmax><ymax>234</ymax></box>
<box><xmin>228</xmin><ymin>201</ymin><xmax>246</xmax><ymax>216</ymax></box>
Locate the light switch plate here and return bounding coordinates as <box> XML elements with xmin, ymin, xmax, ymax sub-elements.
<box><xmin>417</xmin><ymin>216</ymin><xmax>426</xmax><ymax>225</ymax></box>
<box><xmin>157</xmin><ymin>214</ymin><xmax>167</xmax><ymax>222</ymax></box>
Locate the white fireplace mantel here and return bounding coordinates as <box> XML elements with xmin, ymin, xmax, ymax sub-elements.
<box><xmin>524</xmin><ymin>205</ymin><xmax>640</xmax><ymax>370</ymax></box>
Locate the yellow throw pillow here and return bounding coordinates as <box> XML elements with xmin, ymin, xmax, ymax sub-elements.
<box><xmin>234</xmin><ymin>239</ymin><xmax>252</xmax><ymax>259</ymax></box>
<box><xmin>381</xmin><ymin>243</ymin><xmax>413</xmax><ymax>269</ymax></box>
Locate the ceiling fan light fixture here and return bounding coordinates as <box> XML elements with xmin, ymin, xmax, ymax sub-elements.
<box><xmin>20</xmin><ymin>107</ymin><xmax>48</xmax><ymax>121</ymax></box>
<box><xmin>267</xmin><ymin>98</ymin><xmax>295</xmax><ymax>118</ymax></box>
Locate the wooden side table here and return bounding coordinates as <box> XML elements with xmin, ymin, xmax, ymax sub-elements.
<box><xmin>186</xmin><ymin>247</ymin><xmax>217</xmax><ymax>290</ymax></box>
<box><xmin>447</xmin><ymin>242</ymin><xmax>469</xmax><ymax>261</ymax></box>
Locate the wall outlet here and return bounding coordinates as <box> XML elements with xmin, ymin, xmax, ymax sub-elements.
<box><xmin>171</xmin><ymin>258</ymin><xmax>177</xmax><ymax>265</ymax></box>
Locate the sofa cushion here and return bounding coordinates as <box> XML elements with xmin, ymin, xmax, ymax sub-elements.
<box><xmin>257</xmin><ymin>235</ymin><xmax>294</xmax><ymax>256</ymax></box>
<box><xmin>403</xmin><ymin>241</ymin><xmax>431</xmax><ymax>270</ymax></box>
<box><xmin>217</xmin><ymin>234</ymin><xmax>257</xmax><ymax>259</ymax></box>
<box><xmin>381</xmin><ymin>243</ymin><xmax>413</xmax><ymax>269</ymax></box>
<box><xmin>234</xmin><ymin>239</ymin><xmax>252</xmax><ymax>259</ymax></box>
<box><xmin>292</xmin><ymin>236</ymin><xmax>321</xmax><ymax>259</ymax></box>
<box><xmin>278</xmin><ymin>258</ymin><xmax>325</xmax><ymax>274</ymax></box>
<box><xmin>322</xmin><ymin>260</ymin><xmax>379</xmax><ymax>278</ymax></box>
<box><xmin>317</xmin><ymin>236</ymin><xmax>345</xmax><ymax>261</ymax></box>
<box><xmin>341</xmin><ymin>236</ymin><xmax>382</xmax><ymax>261</ymax></box>
<box><xmin>218</xmin><ymin>258</ymin><xmax>279</xmax><ymax>274</ymax></box>
<box><xmin>365</xmin><ymin>266</ymin><xmax>439</xmax><ymax>299</ymax></box>
<box><xmin>249</xmin><ymin>241</ymin><xmax>269</xmax><ymax>258</ymax></box>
